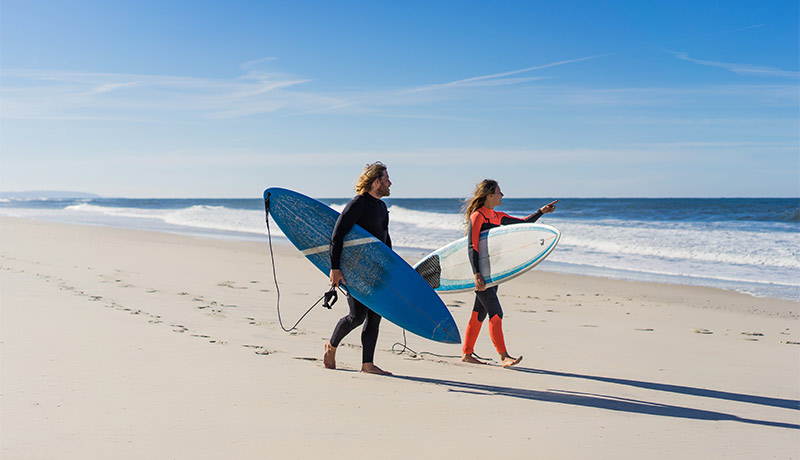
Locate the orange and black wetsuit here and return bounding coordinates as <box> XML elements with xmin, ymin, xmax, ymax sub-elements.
<box><xmin>462</xmin><ymin>207</ymin><xmax>542</xmax><ymax>356</ymax></box>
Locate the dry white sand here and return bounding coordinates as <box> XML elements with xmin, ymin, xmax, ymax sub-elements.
<box><xmin>2</xmin><ymin>217</ymin><xmax>798</xmax><ymax>459</ymax></box>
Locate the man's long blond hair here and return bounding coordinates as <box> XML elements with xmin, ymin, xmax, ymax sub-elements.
<box><xmin>463</xmin><ymin>179</ymin><xmax>499</xmax><ymax>234</ymax></box>
<box><xmin>355</xmin><ymin>162</ymin><xmax>387</xmax><ymax>194</ymax></box>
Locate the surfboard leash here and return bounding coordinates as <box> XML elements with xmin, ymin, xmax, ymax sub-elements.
<box><xmin>391</xmin><ymin>329</ymin><xmax>493</xmax><ymax>362</ymax></box>
<box><xmin>264</xmin><ymin>194</ymin><xmax>340</xmax><ymax>333</ymax></box>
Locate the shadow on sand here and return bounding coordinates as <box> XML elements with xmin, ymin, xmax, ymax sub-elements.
<box><xmin>511</xmin><ymin>367</ymin><xmax>800</xmax><ymax>411</ymax></box>
<box><xmin>391</xmin><ymin>368</ymin><xmax>799</xmax><ymax>430</ymax></box>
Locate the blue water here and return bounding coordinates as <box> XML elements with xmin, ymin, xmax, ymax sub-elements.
<box><xmin>1</xmin><ymin>196</ymin><xmax>798</xmax><ymax>301</ymax></box>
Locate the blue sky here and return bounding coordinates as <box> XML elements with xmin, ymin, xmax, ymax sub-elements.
<box><xmin>1</xmin><ymin>1</ymin><xmax>798</xmax><ymax>198</ymax></box>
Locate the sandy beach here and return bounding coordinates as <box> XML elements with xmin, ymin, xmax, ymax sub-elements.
<box><xmin>1</xmin><ymin>216</ymin><xmax>798</xmax><ymax>459</ymax></box>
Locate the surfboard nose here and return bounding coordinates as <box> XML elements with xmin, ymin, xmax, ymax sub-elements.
<box><xmin>432</xmin><ymin>318</ymin><xmax>462</xmax><ymax>344</ymax></box>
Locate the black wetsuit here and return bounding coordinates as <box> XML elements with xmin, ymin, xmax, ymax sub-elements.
<box><xmin>329</xmin><ymin>193</ymin><xmax>391</xmax><ymax>363</ymax></box>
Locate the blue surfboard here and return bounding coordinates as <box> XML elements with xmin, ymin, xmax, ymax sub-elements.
<box><xmin>264</xmin><ymin>187</ymin><xmax>460</xmax><ymax>344</ymax></box>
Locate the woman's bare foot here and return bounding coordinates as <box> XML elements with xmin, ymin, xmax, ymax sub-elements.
<box><xmin>500</xmin><ymin>353</ymin><xmax>522</xmax><ymax>368</ymax></box>
<box><xmin>361</xmin><ymin>363</ymin><xmax>392</xmax><ymax>375</ymax></box>
<box><xmin>323</xmin><ymin>342</ymin><xmax>336</xmax><ymax>369</ymax></box>
<box><xmin>461</xmin><ymin>353</ymin><xmax>487</xmax><ymax>365</ymax></box>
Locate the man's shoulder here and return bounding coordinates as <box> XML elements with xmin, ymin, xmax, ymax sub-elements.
<box><xmin>346</xmin><ymin>193</ymin><xmax>369</xmax><ymax>207</ymax></box>
<box><xmin>351</xmin><ymin>193</ymin><xmax>384</xmax><ymax>206</ymax></box>
<box><xmin>341</xmin><ymin>193</ymin><xmax>372</xmax><ymax>214</ymax></box>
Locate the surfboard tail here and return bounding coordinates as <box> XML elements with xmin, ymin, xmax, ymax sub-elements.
<box><xmin>432</xmin><ymin>316</ymin><xmax>461</xmax><ymax>344</ymax></box>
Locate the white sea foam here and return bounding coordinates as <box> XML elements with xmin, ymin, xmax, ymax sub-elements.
<box><xmin>1</xmin><ymin>200</ymin><xmax>797</xmax><ymax>299</ymax></box>
<box><xmin>551</xmin><ymin>220</ymin><xmax>800</xmax><ymax>269</ymax></box>
<box><xmin>162</xmin><ymin>205</ymin><xmax>269</xmax><ymax>235</ymax></box>
<box><xmin>387</xmin><ymin>205</ymin><xmax>464</xmax><ymax>231</ymax></box>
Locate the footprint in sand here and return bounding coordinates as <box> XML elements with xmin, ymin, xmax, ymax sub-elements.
<box><xmin>246</xmin><ymin>317</ymin><xmax>269</xmax><ymax>327</ymax></box>
<box><xmin>741</xmin><ymin>332</ymin><xmax>764</xmax><ymax>342</ymax></box>
<box><xmin>218</xmin><ymin>281</ymin><xmax>247</xmax><ymax>290</ymax></box>
<box><xmin>243</xmin><ymin>345</ymin><xmax>272</xmax><ymax>355</ymax></box>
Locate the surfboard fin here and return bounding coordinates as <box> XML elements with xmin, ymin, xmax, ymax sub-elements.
<box><xmin>414</xmin><ymin>255</ymin><xmax>441</xmax><ymax>289</ymax></box>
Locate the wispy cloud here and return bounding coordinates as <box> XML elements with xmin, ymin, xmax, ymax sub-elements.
<box><xmin>0</xmin><ymin>68</ymin><xmax>338</xmax><ymax>120</ymax></box>
<box><xmin>729</xmin><ymin>24</ymin><xmax>766</xmax><ymax>33</ymax></box>
<box><xmin>288</xmin><ymin>54</ymin><xmax>611</xmax><ymax>116</ymax></box>
<box><xmin>402</xmin><ymin>54</ymin><xmax>610</xmax><ymax>94</ymax></box>
<box><xmin>240</xmin><ymin>57</ymin><xmax>279</xmax><ymax>70</ymax></box>
<box><xmin>89</xmin><ymin>81</ymin><xmax>142</xmax><ymax>94</ymax></box>
<box><xmin>670</xmin><ymin>51</ymin><xmax>800</xmax><ymax>78</ymax></box>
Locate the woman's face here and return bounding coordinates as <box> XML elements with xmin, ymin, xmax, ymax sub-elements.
<box><xmin>486</xmin><ymin>186</ymin><xmax>503</xmax><ymax>208</ymax></box>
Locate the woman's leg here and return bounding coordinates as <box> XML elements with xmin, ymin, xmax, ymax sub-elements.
<box><xmin>475</xmin><ymin>287</ymin><xmax>522</xmax><ymax>367</ymax></box>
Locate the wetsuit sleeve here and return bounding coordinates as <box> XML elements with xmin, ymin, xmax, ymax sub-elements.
<box><xmin>330</xmin><ymin>198</ymin><xmax>364</xmax><ymax>270</ymax></box>
<box><xmin>524</xmin><ymin>209</ymin><xmax>543</xmax><ymax>223</ymax></box>
<box><xmin>467</xmin><ymin>212</ymin><xmax>485</xmax><ymax>274</ymax></box>
<box><xmin>498</xmin><ymin>210</ymin><xmax>543</xmax><ymax>225</ymax></box>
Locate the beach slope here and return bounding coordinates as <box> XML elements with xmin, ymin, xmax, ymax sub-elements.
<box><xmin>1</xmin><ymin>217</ymin><xmax>798</xmax><ymax>459</ymax></box>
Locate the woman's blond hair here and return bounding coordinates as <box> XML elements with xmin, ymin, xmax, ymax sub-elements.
<box><xmin>463</xmin><ymin>179</ymin><xmax>499</xmax><ymax>233</ymax></box>
<box><xmin>355</xmin><ymin>162</ymin><xmax>387</xmax><ymax>194</ymax></box>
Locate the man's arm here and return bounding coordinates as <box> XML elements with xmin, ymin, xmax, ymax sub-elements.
<box><xmin>329</xmin><ymin>197</ymin><xmax>363</xmax><ymax>285</ymax></box>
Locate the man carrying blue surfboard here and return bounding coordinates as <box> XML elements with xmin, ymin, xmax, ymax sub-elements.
<box><xmin>324</xmin><ymin>162</ymin><xmax>394</xmax><ymax>376</ymax></box>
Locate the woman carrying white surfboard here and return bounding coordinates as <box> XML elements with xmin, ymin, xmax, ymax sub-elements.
<box><xmin>461</xmin><ymin>179</ymin><xmax>557</xmax><ymax>368</ymax></box>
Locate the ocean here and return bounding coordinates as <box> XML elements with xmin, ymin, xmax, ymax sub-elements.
<box><xmin>1</xmin><ymin>196</ymin><xmax>798</xmax><ymax>302</ymax></box>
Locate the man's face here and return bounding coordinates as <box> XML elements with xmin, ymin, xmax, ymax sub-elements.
<box><xmin>373</xmin><ymin>171</ymin><xmax>392</xmax><ymax>197</ymax></box>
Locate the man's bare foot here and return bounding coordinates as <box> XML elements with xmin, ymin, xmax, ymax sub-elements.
<box><xmin>500</xmin><ymin>353</ymin><xmax>523</xmax><ymax>368</ymax></box>
<box><xmin>461</xmin><ymin>353</ymin><xmax>487</xmax><ymax>365</ymax></box>
<box><xmin>361</xmin><ymin>363</ymin><xmax>392</xmax><ymax>376</ymax></box>
<box><xmin>323</xmin><ymin>342</ymin><xmax>336</xmax><ymax>369</ymax></box>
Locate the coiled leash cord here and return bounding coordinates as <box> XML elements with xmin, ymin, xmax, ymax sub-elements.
<box><xmin>264</xmin><ymin>195</ymin><xmax>342</xmax><ymax>332</ymax></box>
<box><xmin>392</xmin><ymin>330</ymin><xmax>493</xmax><ymax>362</ymax></box>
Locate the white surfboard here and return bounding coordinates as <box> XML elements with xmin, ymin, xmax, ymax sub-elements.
<box><xmin>413</xmin><ymin>223</ymin><xmax>561</xmax><ymax>293</ymax></box>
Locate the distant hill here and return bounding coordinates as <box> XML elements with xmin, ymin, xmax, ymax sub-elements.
<box><xmin>0</xmin><ymin>191</ymin><xmax>101</xmax><ymax>199</ymax></box>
